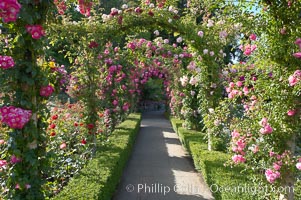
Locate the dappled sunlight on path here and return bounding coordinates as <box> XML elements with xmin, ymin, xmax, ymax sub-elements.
<box><xmin>113</xmin><ymin>111</ymin><xmax>214</xmax><ymax>200</ymax></box>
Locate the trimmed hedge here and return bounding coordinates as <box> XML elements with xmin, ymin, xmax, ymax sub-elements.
<box><xmin>52</xmin><ymin>113</ymin><xmax>141</xmax><ymax>200</ymax></box>
<box><xmin>170</xmin><ymin>117</ymin><xmax>255</xmax><ymax>200</ymax></box>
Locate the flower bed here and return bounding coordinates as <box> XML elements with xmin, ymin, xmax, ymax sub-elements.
<box><xmin>52</xmin><ymin>113</ymin><xmax>141</xmax><ymax>200</ymax></box>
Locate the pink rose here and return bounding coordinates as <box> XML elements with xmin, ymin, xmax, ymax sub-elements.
<box><xmin>236</xmin><ymin>139</ymin><xmax>246</xmax><ymax>151</ymax></box>
<box><xmin>273</xmin><ymin>163</ymin><xmax>281</xmax><ymax>171</ymax></box>
<box><xmin>295</xmin><ymin>38</ymin><xmax>301</xmax><ymax>49</ymax></box>
<box><xmin>269</xmin><ymin>151</ymin><xmax>275</xmax><ymax>157</ymax></box>
<box><xmin>287</xmin><ymin>110</ymin><xmax>296</xmax><ymax>116</ymax></box>
<box><xmin>288</xmin><ymin>75</ymin><xmax>298</xmax><ymax>86</ymax></box>
<box><xmin>0</xmin><ymin>55</ymin><xmax>15</xmax><ymax>69</ymax></box>
<box><xmin>260</xmin><ymin>124</ymin><xmax>273</xmax><ymax>134</ymax></box>
<box><xmin>252</xmin><ymin>145</ymin><xmax>259</xmax><ymax>154</ymax></box>
<box><xmin>25</xmin><ymin>184</ymin><xmax>31</xmax><ymax>189</ymax></box>
<box><xmin>10</xmin><ymin>155</ymin><xmax>21</xmax><ymax>164</ymax></box>
<box><xmin>0</xmin><ymin>160</ymin><xmax>7</xmax><ymax>168</ymax></box>
<box><xmin>226</xmin><ymin>87</ymin><xmax>232</xmax><ymax>93</ymax></box>
<box><xmin>232</xmin><ymin>154</ymin><xmax>246</xmax><ymax>164</ymax></box>
<box><xmin>40</xmin><ymin>85</ymin><xmax>54</xmax><ymax>97</ymax></box>
<box><xmin>265</xmin><ymin>169</ymin><xmax>280</xmax><ymax>183</ymax></box>
<box><xmin>112</xmin><ymin>100</ymin><xmax>118</xmax><ymax>106</ymax></box>
<box><xmin>0</xmin><ymin>106</ymin><xmax>32</xmax><ymax>129</ymax></box>
<box><xmin>294</xmin><ymin>70</ymin><xmax>301</xmax><ymax>77</ymax></box>
<box><xmin>60</xmin><ymin>142</ymin><xmax>67</xmax><ymax>149</ymax></box>
<box><xmin>26</xmin><ymin>24</ymin><xmax>46</xmax><ymax>39</ymax></box>
<box><xmin>197</xmin><ymin>31</ymin><xmax>204</xmax><ymax>37</ymax></box>
<box><xmin>231</xmin><ymin>130</ymin><xmax>240</xmax><ymax>138</ymax></box>
<box><xmin>228</xmin><ymin>92</ymin><xmax>234</xmax><ymax>99</ymax></box>
<box><xmin>236</xmin><ymin>81</ymin><xmax>243</xmax><ymax>87</ymax></box>
<box><xmin>293</xmin><ymin>52</ymin><xmax>301</xmax><ymax>59</ymax></box>
<box><xmin>259</xmin><ymin>118</ymin><xmax>268</xmax><ymax>126</ymax></box>
<box><xmin>244</xmin><ymin>48</ymin><xmax>252</xmax><ymax>56</ymax></box>
<box><xmin>296</xmin><ymin>162</ymin><xmax>301</xmax><ymax>170</ymax></box>
<box><xmin>249</xmin><ymin>33</ymin><xmax>257</xmax><ymax>41</ymax></box>
<box><xmin>251</xmin><ymin>44</ymin><xmax>257</xmax><ymax>51</ymax></box>
<box><xmin>0</xmin><ymin>0</ymin><xmax>21</xmax><ymax>23</ymax></box>
<box><xmin>280</xmin><ymin>28</ymin><xmax>286</xmax><ymax>35</ymax></box>
<box><xmin>243</xmin><ymin>87</ymin><xmax>249</xmax><ymax>95</ymax></box>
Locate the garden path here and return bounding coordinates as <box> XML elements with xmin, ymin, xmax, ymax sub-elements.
<box><xmin>113</xmin><ymin>111</ymin><xmax>214</xmax><ymax>200</ymax></box>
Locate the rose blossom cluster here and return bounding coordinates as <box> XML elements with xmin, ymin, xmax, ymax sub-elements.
<box><xmin>264</xmin><ymin>150</ymin><xmax>294</xmax><ymax>183</ymax></box>
<box><xmin>52</xmin><ymin>64</ymin><xmax>70</xmax><ymax>87</ymax></box>
<box><xmin>78</xmin><ymin>0</ymin><xmax>92</xmax><ymax>17</ymax></box>
<box><xmin>295</xmin><ymin>38</ymin><xmax>301</xmax><ymax>49</ymax></box>
<box><xmin>232</xmin><ymin>154</ymin><xmax>246</xmax><ymax>164</ymax></box>
<box><xmin>54</xmin><ymin>0</ymin><xmax>67</xmax><ymax>15</ymax></box>
<box><xmin>287</xmin><ymin>109</ymin><xmax>297</xmax><ymax>116</ymax></box>
<box><xmin>231</xmin><ymin>130</ymin><xmax>247</xmax><ymax>164</ymax></box>
<box><xmin>265</xmin><ymin>169</ymin><xmax>280</xmax><ymax>184</ymax></box>
<box><xmin>226</xmin><ymin>81</ymin><xmax>250</xmax><ymax>99</ymax></box>
<box><xmin>103</xmin><ymin>7</ymin><xmax>123</xmax><ymax>23</ymax></box>
<box><xmin>0</xmin><ymin>159</ymin><xmax>7</xmax><ymax>169</ymax></box>
<box><xmin>26</xmin><ymin>25</ymin><xmax>45</xmax><ymax>39</ymax></box>
<box><xmin>0</xmin><ymin>0</ymin><xmax>21</xmax><ymax>23</ymax></box>
<box><xmin>288</xmin><ymin>69</ymin><xmax>301</xmax><ymax>86</ymax></box>
<box><xmin>0</xmin><ymin>106</ymin><xmax>32</xmax><ymax>129</ymax></box>
<box><xmin>105</xmin><ymin>64</ymin><xmax>125</xmax><ymax>85</ymax></box>
<box><xmin>140</xmin><ymin>68</ymin><xmax>166</xmax><ymax>84</ymax></box>
<box><xmin>40</xmin><ymin>85</ymin><xmax>54</xmax><ymax>97</ymax></box>
<box><xmin>240</xmin><ymin>44</ymin><xmax>257</xmax><ymax>56</ymax></box>
<box><xmin>296</xmin><ymin>158</ymin><xmax>301</xmax><ymax>171</ymax></box>
<box><xmin>180</xmin><ymin>75</ymin><xmax>188</xmax><ymax>87</ymax></box>
<box><xmin>293</xmin><ymin>38</ymin><xmax>301</xmax><ymax>59</ymax></box>
<box><xmin>0</xmin><ymin>55</ymin><xmax>15</xmax><ymax>69</ymax></box>
<box><xmin>10</xmin><ymin>154</ymin><xmax>21</xmax><ymax>164</ymax></box>
<box><xmin>122</xmin><ymin>102</ymin><xmax>130</xmax><ymax>111</ymax></box>
<box><xmin>259</xmin><ymin>117</ymin><xmax>273</xmax><ymax>134</ymax></box>
<box><xmin>238</xmin><ymin>34</ymin><xmax>257</xmax><ymax>56</ymax></box>
<box><xmin>102</xmin><ymin>5</ymin><xmax>156</xmax><ymax>23</ymax></box>
<box><xmin>242</xmin><ymin>95</ymin><xmax>258</xmax><ymax>113</ymax></box>
<box><xmin>103</xmin><ymin>108</ymin><xmax>112</xmax><ymax>128</ymax></box>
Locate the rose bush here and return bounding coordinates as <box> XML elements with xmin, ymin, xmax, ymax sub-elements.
<box><xmin>204</xmin><ymin>1</ymin><xmax>301</xmax><ymax>199</ymax></box>
<box><xmin>44</xmin><ymin>101</ymin><xmax>96</xmax><ymax>197</ymax></box>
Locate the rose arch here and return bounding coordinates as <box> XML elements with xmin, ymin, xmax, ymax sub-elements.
<box><xmin>50</xmin><ymin>6</ymin><xmax>230</xmax><ymax>147</ymax></box>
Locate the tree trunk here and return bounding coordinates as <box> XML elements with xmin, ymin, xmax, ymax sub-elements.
<box><xmin>281</xmin><ymin>133</ymin><xmax>296</xmax><ymax>200</ymax></box>
<box><xmin>207</xmin><ymin>129</ymin><xmax>212</xmax><ymax>151</ymax></box>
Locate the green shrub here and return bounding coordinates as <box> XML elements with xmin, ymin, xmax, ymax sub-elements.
<box><xmin>211</xmin><ymin>137</ymin><xmax>227</xmax><ymax>152</ymax></box>
<box><xmin>169</xmin><ymin>118</ymin><xmax>182</xmax><ymax>134</ymax></box>
<box><xmin>52</xmin><ymin>113</ymin><xmax>141</xmax><ymax>200</ymax></box>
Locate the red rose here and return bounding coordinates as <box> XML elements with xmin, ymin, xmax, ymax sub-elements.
<box><xmin>87</xmin><ymin>123</ymin><xmax>94</xmax><ymax>129</ymax></box>
<box><xmin>49</xmin><ymin>124</ymin><xmax>56</xmax><ymax>129</ymax></box>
